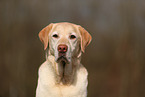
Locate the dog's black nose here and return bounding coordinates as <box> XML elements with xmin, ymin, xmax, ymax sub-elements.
<box><xmin>58</xmin><ymin>44</ymin><xmax>68</xmax><ymax>53</ymax></box>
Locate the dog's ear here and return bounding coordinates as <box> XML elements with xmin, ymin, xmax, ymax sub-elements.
<box><xmin>38</xmin><ymin>23</ymin><xmax>53</xmax><ymax>50</ymax></box>
<box><xmin>78</xmin><ymin>25</ymin><xmax>92</xmax><ymax>53</ymax></box>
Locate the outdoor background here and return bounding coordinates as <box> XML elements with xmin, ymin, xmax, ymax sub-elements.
<box><xmin>0</xmin><ymin>0</ymin><xmax>145</xmax><ymax>97</ymax></box>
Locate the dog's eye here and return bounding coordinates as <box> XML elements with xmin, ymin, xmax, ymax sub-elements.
<box><xmin>70</xmin><ymin>35</ymin><xmax>76</xmax><ymax>39</ymax></box>
<box><xmin>52</xmin><ymin>34</ymin><xmax>58</xmax><ymax>38</ymax></box>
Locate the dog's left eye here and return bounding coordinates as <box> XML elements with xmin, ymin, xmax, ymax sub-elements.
<box><xmin>70</xmin><ymin>35</ymin><xmax>76</xmax><ymax>39</ymax></box>
<box><xmin>52</xmin><ymin>34</ymin><xmax>59</xmax><ymax>38</ymax></box>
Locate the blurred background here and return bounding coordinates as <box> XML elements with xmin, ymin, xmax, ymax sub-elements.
<box><xmin>0</xmin><ymin>0</ymin><xmax>145</xmax><ymax>97</ymax></box>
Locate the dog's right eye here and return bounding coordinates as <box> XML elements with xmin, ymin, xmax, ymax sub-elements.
<box><xmin>52</xmin><ymin>34</ymin><xmax>59</xmax><ymax>38</ymax></box>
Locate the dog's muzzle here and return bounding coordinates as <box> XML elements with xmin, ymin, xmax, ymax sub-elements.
<box><xmin>57</xmin><ymin>44</ymin><xmax>68</xmax><ymax>63</ymax></box>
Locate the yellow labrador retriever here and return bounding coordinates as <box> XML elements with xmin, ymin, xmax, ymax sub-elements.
<box><xmin>36</xmin><ymin>22</ymin><xmax>92</xmax><ymax>97</ymax></box>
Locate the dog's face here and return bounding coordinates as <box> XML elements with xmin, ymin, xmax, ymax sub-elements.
<box><xmin>39</xmin><ymin>22</ymin><xmax>92</xmax><ymax>64</ymax></box>
<box><xmin>49</xmin><ymin>23</ymin><xmax>81</xmax><ymax>63</ymax></box>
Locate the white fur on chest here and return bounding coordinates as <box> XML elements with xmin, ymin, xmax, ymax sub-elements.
<box><xmin>36</xmin><ymin>60</ymin><xmax>88</xmax><ymax>97</ymax></box>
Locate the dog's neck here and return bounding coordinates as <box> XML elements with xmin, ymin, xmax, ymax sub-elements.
<box><xmin>47</xmin><ymin>54</ymin><xmax>81</xmax><ymax>85</ymax></box>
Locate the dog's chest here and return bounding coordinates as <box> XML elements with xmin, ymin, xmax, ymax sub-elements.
<box><xmin>36</xmin><ymin>62</ymin><xmax>88</xmax><ymax>97</ymax></box>
<box><xmin>50</xmin><ymin>83</ymin><xmax>87</xmax><ymax>97</ymax></box>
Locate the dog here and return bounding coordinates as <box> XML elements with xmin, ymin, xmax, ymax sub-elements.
<box><xmin>36</xmin><ymin>22</ymin><xmax>92</xmax><ymax>97</ymax></box>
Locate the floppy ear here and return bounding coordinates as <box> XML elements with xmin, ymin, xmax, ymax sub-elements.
<box><xmin>79</xmin><ymin>25</ymin><xmax>92</xmax><ymax>53</ymax></box>
<box><xmin>38</xmin><ymin>23</ymin><xmax>53</xmax><ymax>50</ymax></box>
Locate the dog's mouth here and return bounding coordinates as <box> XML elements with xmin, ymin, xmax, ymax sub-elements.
<box><xmin>57</xmin><ymin>54</ymin><xmax>69</xmax><ymax>64</ymax></box>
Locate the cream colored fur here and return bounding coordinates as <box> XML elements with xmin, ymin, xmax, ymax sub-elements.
<box><xmin>36</xmin><ymin>22</ymin><xmax>92</xmax><ymax>97</ymax></box>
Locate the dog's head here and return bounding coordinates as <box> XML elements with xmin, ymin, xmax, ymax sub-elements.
<box><xmin>39</xmin><ymin>22</ymin><xmax>92</xmax><ymax>64</ymax></box>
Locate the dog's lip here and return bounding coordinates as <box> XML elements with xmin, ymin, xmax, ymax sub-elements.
<box><xmin>59</xmin><ymin>52</ymin><xmax>66</xmax><ymax>57</ymax></box>
<box><xmin>57</xmin><ymin>56</ymin><xmax>69</xmax><ymax>63</ymax></box>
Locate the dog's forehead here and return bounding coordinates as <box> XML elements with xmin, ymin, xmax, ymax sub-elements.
<box><xmin>52</xmin><ymin>23</ymin><xmax>78</xmax><ymax>34</ymax></box>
